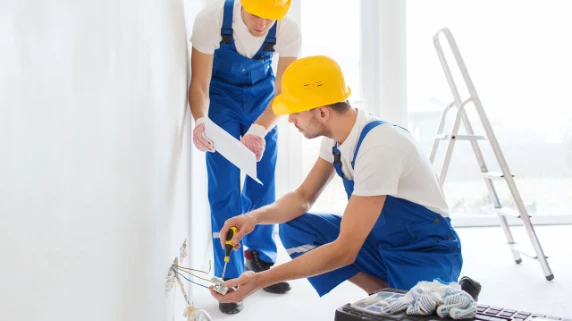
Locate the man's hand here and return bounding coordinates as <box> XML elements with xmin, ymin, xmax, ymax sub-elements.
<box><xmin>192</xmin><ymin>117</ymin><xmax>214</xmax><ymax>152</ymax></box>
<box><xmin>241</xmin><ymin>124</ymin><xmax>267</xmax><ymax>161</ymax></box>
<box><xmin>219</xmin><ymin>214</ymin><xmax>256</xmax><ymax>250</ymax></box>
<box><xmin>209</xmin><ymin>271</ymin><xmax>260</xmax><ymax>303</ymax></box>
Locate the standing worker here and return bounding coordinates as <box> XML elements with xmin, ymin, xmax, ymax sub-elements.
<box><xmin>188</xmin><ymin>0</ymin><xmax>301</xmax><ymax>314</ymax></box>
<box><xmin>210</xmin><ymin>55</ymin><xmax>481</xmax><ymax>306</ymax></box>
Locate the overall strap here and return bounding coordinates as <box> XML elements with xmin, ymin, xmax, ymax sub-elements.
<box><xmin>351</xmin><ymin>120</ymin><xmax>410</xmax><ymax>169</ymax></box>
<box><xmin>351</xmin><ymin>120</ymin><xmax>386</xmax><ymax>169</ymax></box>
<box><xmin>332</xmin><ymin>143</ymin><xmax>345</xmax><ymax>179</ymax></box>
<box><xmin>253</xmin><ymin>22</ymin><xmax>277</xmax><ymax>60</ymax></box>
<box><xmin>263</xmin><ymin>22</ymin><xmax>277</xmax><ymax>52</ymax></box>
<box><xmin>220</xmin><ymin>0</ymin><xmax>234</xmax><ymax>45</ymax></box>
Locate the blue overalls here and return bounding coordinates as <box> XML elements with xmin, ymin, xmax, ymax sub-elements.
<box><xmin>207</xmin><ymin>0</ymin><xmax>278</xmax><ymax>279</ymax></box>
<box><xmin>279</xmin><ymin>121</ymin><xmax>463</xmax><ymax>296</ymax></box>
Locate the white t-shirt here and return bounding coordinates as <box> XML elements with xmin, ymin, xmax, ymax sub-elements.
<box><xmin>319</xmin><ymin>109</ymin><xmax>451</xmax><ymax>217</ymax></box>
<box><xmin>190</xmin><ymin>0</ymin><xmax>302</xmax><ymax>59</ymax></box>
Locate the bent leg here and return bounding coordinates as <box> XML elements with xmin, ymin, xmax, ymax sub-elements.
<box><xmin>348</xmin><ymin>272</ymin><xmax>388</xmax><ymax>294</ymax></box>
<box><xmin>279</xmin><ymin>213</ymin><xmax>388</xmax><ymax>297</ymax></box>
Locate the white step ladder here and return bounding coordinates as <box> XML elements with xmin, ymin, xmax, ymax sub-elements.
<box><xmin>429</xmin><ymin>27</ymin><xmax>554</xmax><ymax>281</ymax></box>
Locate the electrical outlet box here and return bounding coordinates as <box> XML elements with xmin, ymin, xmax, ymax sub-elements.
<box><xmin>211</xmin><ymin>276</ymin><xmax>229</xmax><ymax>295</ymax></box>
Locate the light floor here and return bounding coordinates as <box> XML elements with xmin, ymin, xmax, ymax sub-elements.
<box><xmin>192</xmin><ymin>225</ymin><xmax>572</xmax><ymax>321</ymax></box>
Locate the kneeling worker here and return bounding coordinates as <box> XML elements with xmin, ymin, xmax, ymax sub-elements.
<box><xmin>210</xmin><ymin>55</ymin><xmax>466</xmax><ymax>304</ymax></box>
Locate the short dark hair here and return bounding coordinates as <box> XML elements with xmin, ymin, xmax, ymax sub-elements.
<box><xmin>328</xmin><ymin>101</ymin><xmax>351</xmax><ymax>114</ymax></box>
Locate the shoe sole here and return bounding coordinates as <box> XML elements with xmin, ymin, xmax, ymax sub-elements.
<box><xmin>263</xmin><ymin>287</ymin><xmax>291</xmax><ymax>294</ymax></box>
<box><xmin>219</xmin><ymin>303</ymin><xmax>243</xmax><ymax>314</ymax></box>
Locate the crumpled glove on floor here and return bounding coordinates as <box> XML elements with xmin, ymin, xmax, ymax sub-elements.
<box><xmin>184</xmin><ymin>305</ymin><xmax>213</xmax><ymax>321</ymax></box>
<box><xmin>241</xmin><ymin>124</ymin><xmax>266</xmax><ymax>161</ymax></box>
<box><xmin>381</xmin><ymin>280</ymin><xmax>476</xmax><ymax>320</ymax></box>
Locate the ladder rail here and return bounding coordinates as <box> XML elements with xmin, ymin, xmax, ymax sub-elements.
<box><xmin>433</xmin><ymin>32</ymin><xmax>501</xmax><ymax>204</ymax></box>
<box><xmin>429</xmin><ymin>102</ymin><xmax>455</xmax><ymax>164</ymax></box>
<box><xmin>431</xmin><ymin>27</ymin><xmax>554</xmax><ymax>280</ymax></box>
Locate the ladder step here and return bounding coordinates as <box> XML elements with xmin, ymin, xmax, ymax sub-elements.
<box><xmin>508</xmin><ymin>243</ymin><xmax>544</xmax><ymax>260</ymax></box>
<box><xmin>495</xmin><ymin>207</ymin><xmax>521</xmax><ymax>218</ymax></box>
<box><xmin>482</xmin><ymin>171</ymin><xmax>515</xmax><ymax>180</ymax></box>
<box><xmin>435</xmin><ymin>134</ymin><xmax>487</xmax><ymax>141</ymax></box>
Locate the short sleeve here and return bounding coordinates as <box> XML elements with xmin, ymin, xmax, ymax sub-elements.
<box><xmin>352</xmin><ymin>145</ymin><xmax>410</xmax><ymax>197</ymax></box>
<box><xmin>319</xmin><ymin>138</ymin><xmax>334</xmax><ymax>163</ymax></box>
<box><xmin>190</xmin><ymin>7</ymin><xmax>221</xmax><ymax>55</ymax></box>
<box><xmin>276</xmin><ymin>17</ymin><xmax>302</xmax><ymax>58</ymax></box>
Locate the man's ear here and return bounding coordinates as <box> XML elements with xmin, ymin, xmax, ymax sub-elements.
<box><xmin>316</xmin><ymin>106</ymin><xmax>330</xmax><ymax>123</ymax></box>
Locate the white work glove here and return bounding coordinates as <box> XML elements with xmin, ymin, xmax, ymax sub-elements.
<box><xmin>192</xmin><ymin>117</ymin><xmax>214</xmax><ymax>152</ymax></box>
<box><xmin>381</xmin><ymin>280</ymin><xmax>446</xmax><ymax>316</ymax></box>
<box><xmin>241</xmin><ymin>124</ymin><xmax>266</xmax><ymax>162</ymax></box>
<box><xmin>436</xmin><ymin>287</ymin><xmax>477</xmax><ymax>320</ymax></box>
<box><xmin>406</xmin><ymin>284</ymin><xmax>444</xmax><ymax>315</ymax></box>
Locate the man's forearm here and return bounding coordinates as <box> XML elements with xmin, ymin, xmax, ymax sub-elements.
<box><xmin>247</xmin><ymin>190</ymin><xmax>310</xmax><ymax>225</ymax></box>
<box><xmin>252</xmin><ymin>100</ymin><xmax>281</xmax><ymax>130</ymax></box>
<box><xmin>257</xmin><ymin>241</ymin><xmax>352</xmax><ymax>288</ymax></box>
<box><xmin>189</xmin><ymin>84</ymin><xmax>209</xmax><ymax>121</ymax></box>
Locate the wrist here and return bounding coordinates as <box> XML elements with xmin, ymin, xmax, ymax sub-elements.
<box><xmin>256</xmin><ymin>270</ymin><xmax>275</xmax><ymax>289</ymax></box>
<box><xmin>244</xmin><ymin>211</ymin><xmax>260</xmax><ymax>225</ymax></box>
<box><xmin>246</xmin><ymin>123</ymin><xmax>267</xmax><ymax>139</ymax></box>
<box><xmin>195</xmin><ymin>117</ymin><xmax>205</xmax><ymax>125</ymax></box>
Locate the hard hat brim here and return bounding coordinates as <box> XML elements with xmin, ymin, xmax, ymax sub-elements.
<box><xmin>272</xmin><ymin>94</ymin><xmax>295</xmax><ymax>115</ymax></box>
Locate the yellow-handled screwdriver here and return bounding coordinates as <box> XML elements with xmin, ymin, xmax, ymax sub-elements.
<box><xmin>221</xmin><ymin>226</ymin><xmax>237</xmax><ymax>280</ymax></box>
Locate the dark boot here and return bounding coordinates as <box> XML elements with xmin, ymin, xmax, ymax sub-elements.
<box><xmin>218</xmin><ymin>302</ymin><xmax>243</xmax><ymax>314</ymax></box>
<box><xmin>459</xmin><ymin>276</ymin><xmax>482</xmax><ymax>301</ymax></box>
<box><xmin>245</xmin><ymin>250</ymin><xmax>291</xmax><ymax>294</ymax></box>
<box><xmin>218</xmin><ymin>278</ymin><xmax>243</xmax><ymax>314</ymax></box>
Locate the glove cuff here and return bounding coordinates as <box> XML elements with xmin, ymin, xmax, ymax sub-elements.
<box><xmin>195</xmin><ymin>117</ymin><xmax>206</xmax><ymax>125</ymax></box>
<box><xmin>246</xmin><ymin>123</ymin><xmax>267</xmax><ymax>139</ymax></box>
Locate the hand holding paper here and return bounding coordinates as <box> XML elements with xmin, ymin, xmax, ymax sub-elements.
<box><xmin>203</xmin><ymin>118</ymin><xmax>263</xmax><ymax>185</ymax></box>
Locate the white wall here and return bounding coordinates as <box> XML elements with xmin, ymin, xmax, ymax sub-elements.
<box><xmin>0</xmin><ymin>0</ymin><xmax>206</xmax><ymax>320</ymax></box>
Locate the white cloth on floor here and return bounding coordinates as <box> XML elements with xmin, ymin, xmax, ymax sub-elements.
<box><xmin>381</xmin><ymin>280</ymin><xmax>477</xmax><ymax>320</ymax></box>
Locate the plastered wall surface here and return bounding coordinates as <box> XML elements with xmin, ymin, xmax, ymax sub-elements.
<box><xmin>0</xmin><ymin>0</ymin><xmax>208</xmax><ymax>320</ymax></box>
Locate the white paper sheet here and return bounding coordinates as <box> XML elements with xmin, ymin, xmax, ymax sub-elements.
<box><xmin>204</xmin><ymin>118</ymin><xmax>263</xmax><ymax>185</ymax></box>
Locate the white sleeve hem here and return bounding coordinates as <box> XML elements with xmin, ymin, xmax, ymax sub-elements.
<box><xmin>351</xmin><ymin>189</ymin><xmax>397</xmax><ymax>197</ymax></box>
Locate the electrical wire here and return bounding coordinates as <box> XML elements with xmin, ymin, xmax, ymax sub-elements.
<box><xmin>175</xmin><ymin>260</ymin><xmax>212</xmax><ymax>274</ymax></box>
<box><xmin>174</xmin><ymin>266</ymin><xmax>213</xmax><ymax>283</ymax></box>
<box><xmin>171</xmin><ymin>268</ymin><xmax>210</xmax><ymax>289</ymax></box>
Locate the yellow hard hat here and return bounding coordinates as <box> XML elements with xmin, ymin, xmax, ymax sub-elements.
<box><xmin>241</xmin><ymin>0</ymin><xmax>292</xmax><ymax>20</ymax></box>
<box><xmin>272</xmin><ymin>55</ymin><xmax>352</xmax><ymax>115</ymax></box>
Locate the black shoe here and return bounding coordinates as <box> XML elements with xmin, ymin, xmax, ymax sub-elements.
<box><xmin>219</xmin><ymin>302</ymin><xmax>243</xmax><ymax>314</ymax></box>
<box><xmin>245</xmin><ymin>250</ymin><xmax>291</xmax><ymax>294</ymax></box>
<box><xmin>459</xmin><ymin>276</ymin><xmax>482</xmax><ymax>301</ymax></box>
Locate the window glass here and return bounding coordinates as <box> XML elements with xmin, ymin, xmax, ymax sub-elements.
<box><xmin>407</xmin><ymin>0</ymin><xmax>572</xmax><ymax>217</ymax></box>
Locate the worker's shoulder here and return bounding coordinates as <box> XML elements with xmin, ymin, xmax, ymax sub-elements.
<box><xmin>277</xmin><ymin>15</ymin><xmax>302</xmax><ymax>36</ymax></box>
<box><xmin>361</xmin><ymin>123</ymin><xmax>414</xmax><ymax>150</ymax></box>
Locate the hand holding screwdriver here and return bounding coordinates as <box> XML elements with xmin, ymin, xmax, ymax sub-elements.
<box><xmin>218</xmin><ymin>215</ymin><xmax>256</xmax><ymax>250</ymax></box>
<box><xmin>221</xmin><ymin>226</ymin><xmax>237</xmax><ymax>280</ymax></box>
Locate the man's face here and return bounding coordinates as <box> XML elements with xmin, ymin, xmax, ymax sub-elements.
<box><xmin>288</xmin><ymin>109</ymin><xmax>330</xmax><ymax>139</ymax></box>
<box><xmin>241</xmin><ymin>9</ymin><xmax>275</xmax><ymax>37</ymax></box>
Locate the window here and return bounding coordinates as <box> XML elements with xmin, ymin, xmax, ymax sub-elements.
<box><xmin>276</xmin><ymin>0</ymin><xmax>361</xmax><ymax>213</ymax></box>
<box><xmin>407</xmin><ymin>0</ymin><xmax>572</xmax><ymax>220</ymax></box>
